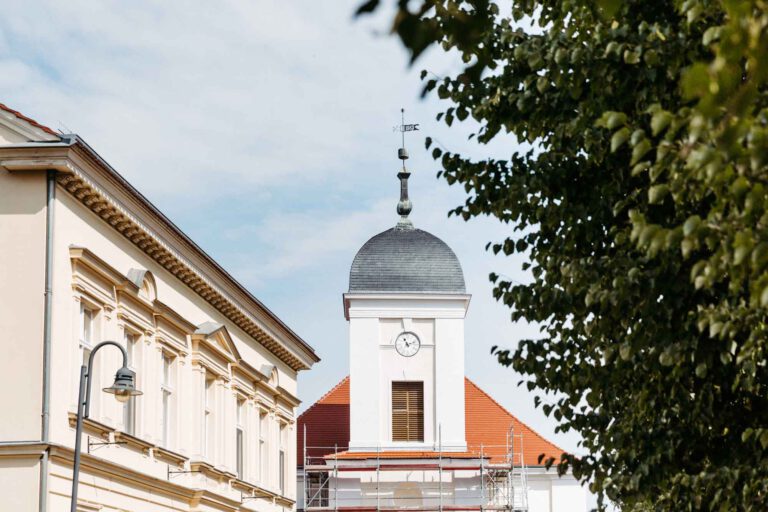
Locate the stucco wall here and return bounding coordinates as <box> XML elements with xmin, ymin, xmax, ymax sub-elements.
<box><xmin>0</xmin><ymin>169</ymin><xmax>45</xmax><ymax>441</ymax></box>
<box><xmin>347</xmin><ymin>296</ymin><xmax>468</xmax><ymax>452</ymax></box>
<box><xmin>0</xmin><ymin>455</ymin><xmax>41</xmax><ymax>511</ymax></box>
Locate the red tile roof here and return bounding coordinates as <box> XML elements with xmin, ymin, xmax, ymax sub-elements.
<box><xmin>298</xmin><ymin>377</ymin><xmax>351</xmax><ymax>466</ymax></box>
<box><xmin>0</xmin><ymin>102</ymin><xmax>58</xmax><ymax>137</ymax></box>
<box><xmin>297</xmin><ymin>376</ymin><xmax>565</xmax><ymax>467</ymax></box>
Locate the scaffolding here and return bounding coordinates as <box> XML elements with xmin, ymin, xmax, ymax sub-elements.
<box><xmin>301</xmin><ymin>427</ymin><xmax>529</xmax><ymax>512</ymax></box>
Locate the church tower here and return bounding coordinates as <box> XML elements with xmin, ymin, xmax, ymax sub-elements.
<box><xmin>343</xmin><ymin>125</ymin><xmax>470</xmax><ymax>453</ymax></box>
<box><xmin>297</xmin><ymin>113</ymin><xmax>586</xmax><ymax>512</ymax></box>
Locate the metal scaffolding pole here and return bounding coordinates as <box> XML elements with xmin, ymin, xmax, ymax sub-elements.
<box><xmin>438</xmin><ymin>425</ymin><xmax>443</xmax><ymax>512</ymax></box>
<box><xmin>480</xmin><ymin>444</ymin><xmax>485</xmax><ymax>512</ymax></box>
<box><xmin>334</xmin><ymin>444</ymin><xmax>338</xmax><ymax>512</ymax></box>
<box><xmin>303</xmin><ymin>426</ymin><xmax>307</xmax><ymax>511</ymax></box>
<box><xmin>377</xmin><ymin>444</ymin><xmax>381</xmax><ymax>512</ymax></box>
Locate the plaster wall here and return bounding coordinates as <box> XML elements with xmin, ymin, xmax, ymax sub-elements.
<box><xmin>0</xmin><ymin>456</ymin><xmax>40</xmax><ymax>511</ymax></box>
<box><xmin>0</xmin><ymin>121</ymin><xmax>32</xmax><ymax>144</ymax></box>
<box><xmin>551</xmin><ymin>477</ymin><xmax>588</xmax><ymax>512</ymax></box>
<box><xmin>346</xmin><ymin>296</ymin><xmax>469</xmax><ymax>452</ymax></box>
<box><xmin>0</xmin><ymin>169</ymin><xmax>45</xmax><ymax>441</ymax></box>
<box><xmin>349</xmin><ymin>317</ymin><xmax>379</xmax><ymax>449</ymax></box>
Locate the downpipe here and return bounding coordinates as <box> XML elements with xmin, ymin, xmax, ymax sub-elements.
<box><xmin>39</xmin><ymin>169</ymin><xmax>56</xmax><ymax>512</ymax></box>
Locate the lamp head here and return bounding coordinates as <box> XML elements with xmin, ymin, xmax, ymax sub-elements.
<box><xmin>103</xmin><ymin>366</ymin><xmax>142</xmax><ymax>403</ymax></box>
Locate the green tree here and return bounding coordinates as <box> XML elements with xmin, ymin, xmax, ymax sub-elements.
<box><xmin>359</xmin><ymin>1</ymin><xmax>768</xmax><ymax>510</ymax></box>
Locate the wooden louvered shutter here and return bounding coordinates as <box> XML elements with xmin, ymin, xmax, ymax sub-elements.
<box><xmin>392</xmin><ymin>381</ymin><xmax>424</xmax><ymax>442</ymax></box>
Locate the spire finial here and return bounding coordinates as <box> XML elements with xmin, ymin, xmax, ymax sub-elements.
<box><xmin>395</xmin><ymin>108</ymin><xmax>419</xmax><ymax>230</ymax></box>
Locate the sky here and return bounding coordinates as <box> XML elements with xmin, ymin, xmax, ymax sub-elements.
<box><xmin>0</xmin><ymin>0</ymin><xmax>585</xmax><ymax>457</ymax></box>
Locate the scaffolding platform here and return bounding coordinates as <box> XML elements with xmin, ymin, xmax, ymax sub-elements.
<box><xmin>301</xmin><ymin>427</ymin><xmax>529</xmax><ymax>512</ymax></box>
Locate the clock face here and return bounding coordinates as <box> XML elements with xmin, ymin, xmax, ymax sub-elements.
<box><xmin>395</xmin><ymin>331</ymin><xmax>420</xmax><ymax>357</ymax></box>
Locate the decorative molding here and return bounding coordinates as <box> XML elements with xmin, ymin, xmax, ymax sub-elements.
<box><xmin>190</xmin><ymin>460</ymin><xmax>237</xmax><ymax>481</ymax></box>
<box><xmin>67</xmin><ymin>412</ymin><xmax>113</xmax><ymax>439</ymax></box>
<box><xmin>343</xmin><ymin>292</ymin><xmax>472</xmax><ymax>320</ymax></box>
<box><xmin>154</xmin><ymin>445</ymin><xmax>188</xmax><ymax>467</ymax></box>
<box><xmin>113</xmin><ymin>430</ymin><xmax>154</xmax><ymax>456</ymax></box>
<box><xmin>0</xmin><ymin>142</ymin><xmax>318</xmax><ymax>371</ymax></box>
<box><xmin>57</xmin><ymin>164</ymin><xmax>313</xmax><ymax>371</ymax></box>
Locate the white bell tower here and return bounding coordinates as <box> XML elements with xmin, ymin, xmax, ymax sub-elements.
<box><xmin>343</xmin><ymin>292</ymin><xmax>470</xmax><ymax>452</ymax></box>
<box><xmin>343</xmin><ymin>118</ymin><xmax>470</xmax><ymax>452</ymax></box>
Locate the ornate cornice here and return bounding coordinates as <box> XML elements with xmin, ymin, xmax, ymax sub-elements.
<box><xmin>0</xmin><ymin>142</ymin><xmax>318</xmax><ymax>371</ymax></box>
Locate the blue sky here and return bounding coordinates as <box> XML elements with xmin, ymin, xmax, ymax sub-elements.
<box><xmin>0</xmin><ymin>0</ymin><xmax>583</xmax><ymax>456</ymax></box>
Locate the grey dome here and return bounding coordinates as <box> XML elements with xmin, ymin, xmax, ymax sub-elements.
<box><xmin>349</xmin><ymin>227</ymin><xmax>466</xmax><ymax>294</ymax></box>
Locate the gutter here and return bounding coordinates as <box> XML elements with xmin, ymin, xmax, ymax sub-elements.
<box><xmin>39</xmin><ymin>169</ymin><xmax>56</xmax><ymax>512</ymax></box>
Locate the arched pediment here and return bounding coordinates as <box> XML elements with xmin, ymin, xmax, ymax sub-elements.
<box><xmin>259</xmin><ymin>364</ymin><xmax>279</xmax><ymax>387</ymax></box>
<box><xmin>127</xmin><ymin>268</ymin><xmax>157</xmax><ymax>302</ymax></box>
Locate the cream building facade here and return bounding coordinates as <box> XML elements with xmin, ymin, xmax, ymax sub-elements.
<box><xmin>0</xmin><ymin>103</ymin><xmax>319</xmax><ymax>512</ymax></box>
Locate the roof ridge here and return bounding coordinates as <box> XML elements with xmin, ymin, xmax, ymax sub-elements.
<box><xmin>0</xmin><ymin>102</ymin><xmax>58</xmax><ymax>136</ymax></box>
<box><xmin>298</xmin><ymin>375</ymin><xmax>349</xmax><ymax>421</ymax></box>
<box><xmin>464</xmin><ymin>376</ymin><xmax>568</xmax><ymax>458</ymax></box>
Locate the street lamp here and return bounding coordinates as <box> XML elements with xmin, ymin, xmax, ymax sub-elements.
<box><xmin>70</xmin><ymin>340</ymin><xmax>142</xmax><ymax>512</ymax></box>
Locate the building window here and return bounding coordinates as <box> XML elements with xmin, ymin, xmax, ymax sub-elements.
<box><xmin>123</xmin><ymin>332</ymin><xmax>139</xmax><ymax>435</ymax></box>
<box><xmin>160</xmin><ymin>353</ymin><xmax>174</xmax><ymax>447</ymax></box>
<box><xmin>279</xmin><ymin>423</ymin><xmax>286</xmax><ymax>494</ymax></box>
<box><xmin>259</xmin><ymin>411</ymin><xmax>267</xmax><ymax>483</ymax></box>
<box><xmin>236</xmin><ymin>398</ymin><xmax>245</xmax><ymax>480</ymax></box>
<box><xmin>203</xmin><ymin>376</ymin><xmax>215</xmax><ymax>458</ymax></box>
<box><xmin>392</xmin><ymin>381</ymin><xmax>424</xmax><ymax>442</ymax></box>
<box><xmin>79</xmin><ymin>303</ymin><xmax>96</xmax><ymax>367</ymax></box>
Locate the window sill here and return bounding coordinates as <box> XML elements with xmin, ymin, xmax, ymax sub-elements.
<box><xmin>237</xmin><ymin>482</ymin><xmax>295</xmax><ymax>507</ymax></box>
<box><xmin>190</xmin><ymin>460</ymin><xmax>237</xmax><ymax>481</ymax></box>
<box><xmin>68</xmin><ymin>411</ymin><xmax>189</xmax><ymax>466</ymax></box>
<box><xmin>155</xmin><ymin>445</ymin><xmax>188</xmax><ymax>466</ymax></box>
<box><xmin>67</xmin><ymin>412</ymin><xmax>113</xmax><ymax>439</ymax></box>
<box><xmin>112</xmin><ymin>430</ymin><xmax>154</xmax><ymax>455</ymax></box>
<box><xmin>232</xmin><ymin>478</ymin><xmax>273</xmax><ymax>499</ymax></box>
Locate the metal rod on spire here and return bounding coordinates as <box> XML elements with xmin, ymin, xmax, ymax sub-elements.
<box><xmin>395</xmin><ymin>108</ymin><xmax>417</xmax><ymax>230</ymax></box>
<box><xmin>401</xmin><ymin>108</ymin><xmax>406</xmax><ymax>157</ymax></box>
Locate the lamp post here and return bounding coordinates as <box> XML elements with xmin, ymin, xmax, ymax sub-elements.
<box><xmin>70</xmin><ymin>340</ymin><xmax>142</xmax><ymax>512</ymax></box>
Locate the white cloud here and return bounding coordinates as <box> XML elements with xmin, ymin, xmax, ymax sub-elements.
<box><xmin>0</xmin><ymin>0</ymin><xmax>441</xmax><ymax>199</ymax></box>
<box><xmin>222</xmin><ymin>197</ymin><xmax>393</xmax><ymax>283</ymax></box>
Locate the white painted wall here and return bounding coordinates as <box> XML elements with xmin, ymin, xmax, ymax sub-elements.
<box><xmin>345</xmin><ymin>295</ymin><xmax>469</xmax><ymax>452</ymax></box>
<box><xmin>0</xmin><ymin>169</ymin><xmax>45</xmax><ymax>441</ymax></box>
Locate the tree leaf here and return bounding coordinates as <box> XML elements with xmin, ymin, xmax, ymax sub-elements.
<box><xmin>611</xmin><ymin>127</ymin><xmax>630</xmax><ymax>152</ymax></box>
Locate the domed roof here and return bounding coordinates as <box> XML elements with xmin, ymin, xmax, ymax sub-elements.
<box><xmin>349</xmin><ymin>226</ymin><xmax>465</xmax><ymax>294</ymax></box>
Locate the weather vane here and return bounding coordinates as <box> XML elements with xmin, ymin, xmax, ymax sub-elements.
<box><xmin>394</xmin><ymin>108</ymin><xmax>419</xmax><ymax>170</ymax></box>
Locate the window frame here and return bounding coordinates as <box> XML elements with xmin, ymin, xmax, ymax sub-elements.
<box><xmin>236</xmin><ymin>397</ymin><xmax>246</xmax><ymax>480</ymax></box>
<box><xmin>259</xmin><ymin>409</ymin><xmax>267</xmax><ymax>484</ymax></box>
<box><xmin>279</xmin><ymin>421</ymin><xmax>286</xmax><ymax>494</ymax></box>
<box><xmin>122</xmin><ymin>329</ymin><xmax>140</xmax><ymax>435</ymax></box>
<box><xmin>79</xmin><ymin>302</ymin><xmax>97</xmax><ymax>368</ymax></box>
<box><xmin>391</xmin><ymin>381</ymin><xmax>424</xmax><ymax>443</ymax></box>
<box><xmin>203</xmin><ymin>375</ymin><xmax>215</xmax><ymax>459</ymax></box>
<box><xmin>160</xmin><ymin>351</ymin><xmax>175</xmax><ymax>448</ymax></box>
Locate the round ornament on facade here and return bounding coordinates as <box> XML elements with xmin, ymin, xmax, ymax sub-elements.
<box><xmin>394</xmin><ymin>331</ymin><xmax>420</xmax><ymax>357</ymax></box>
